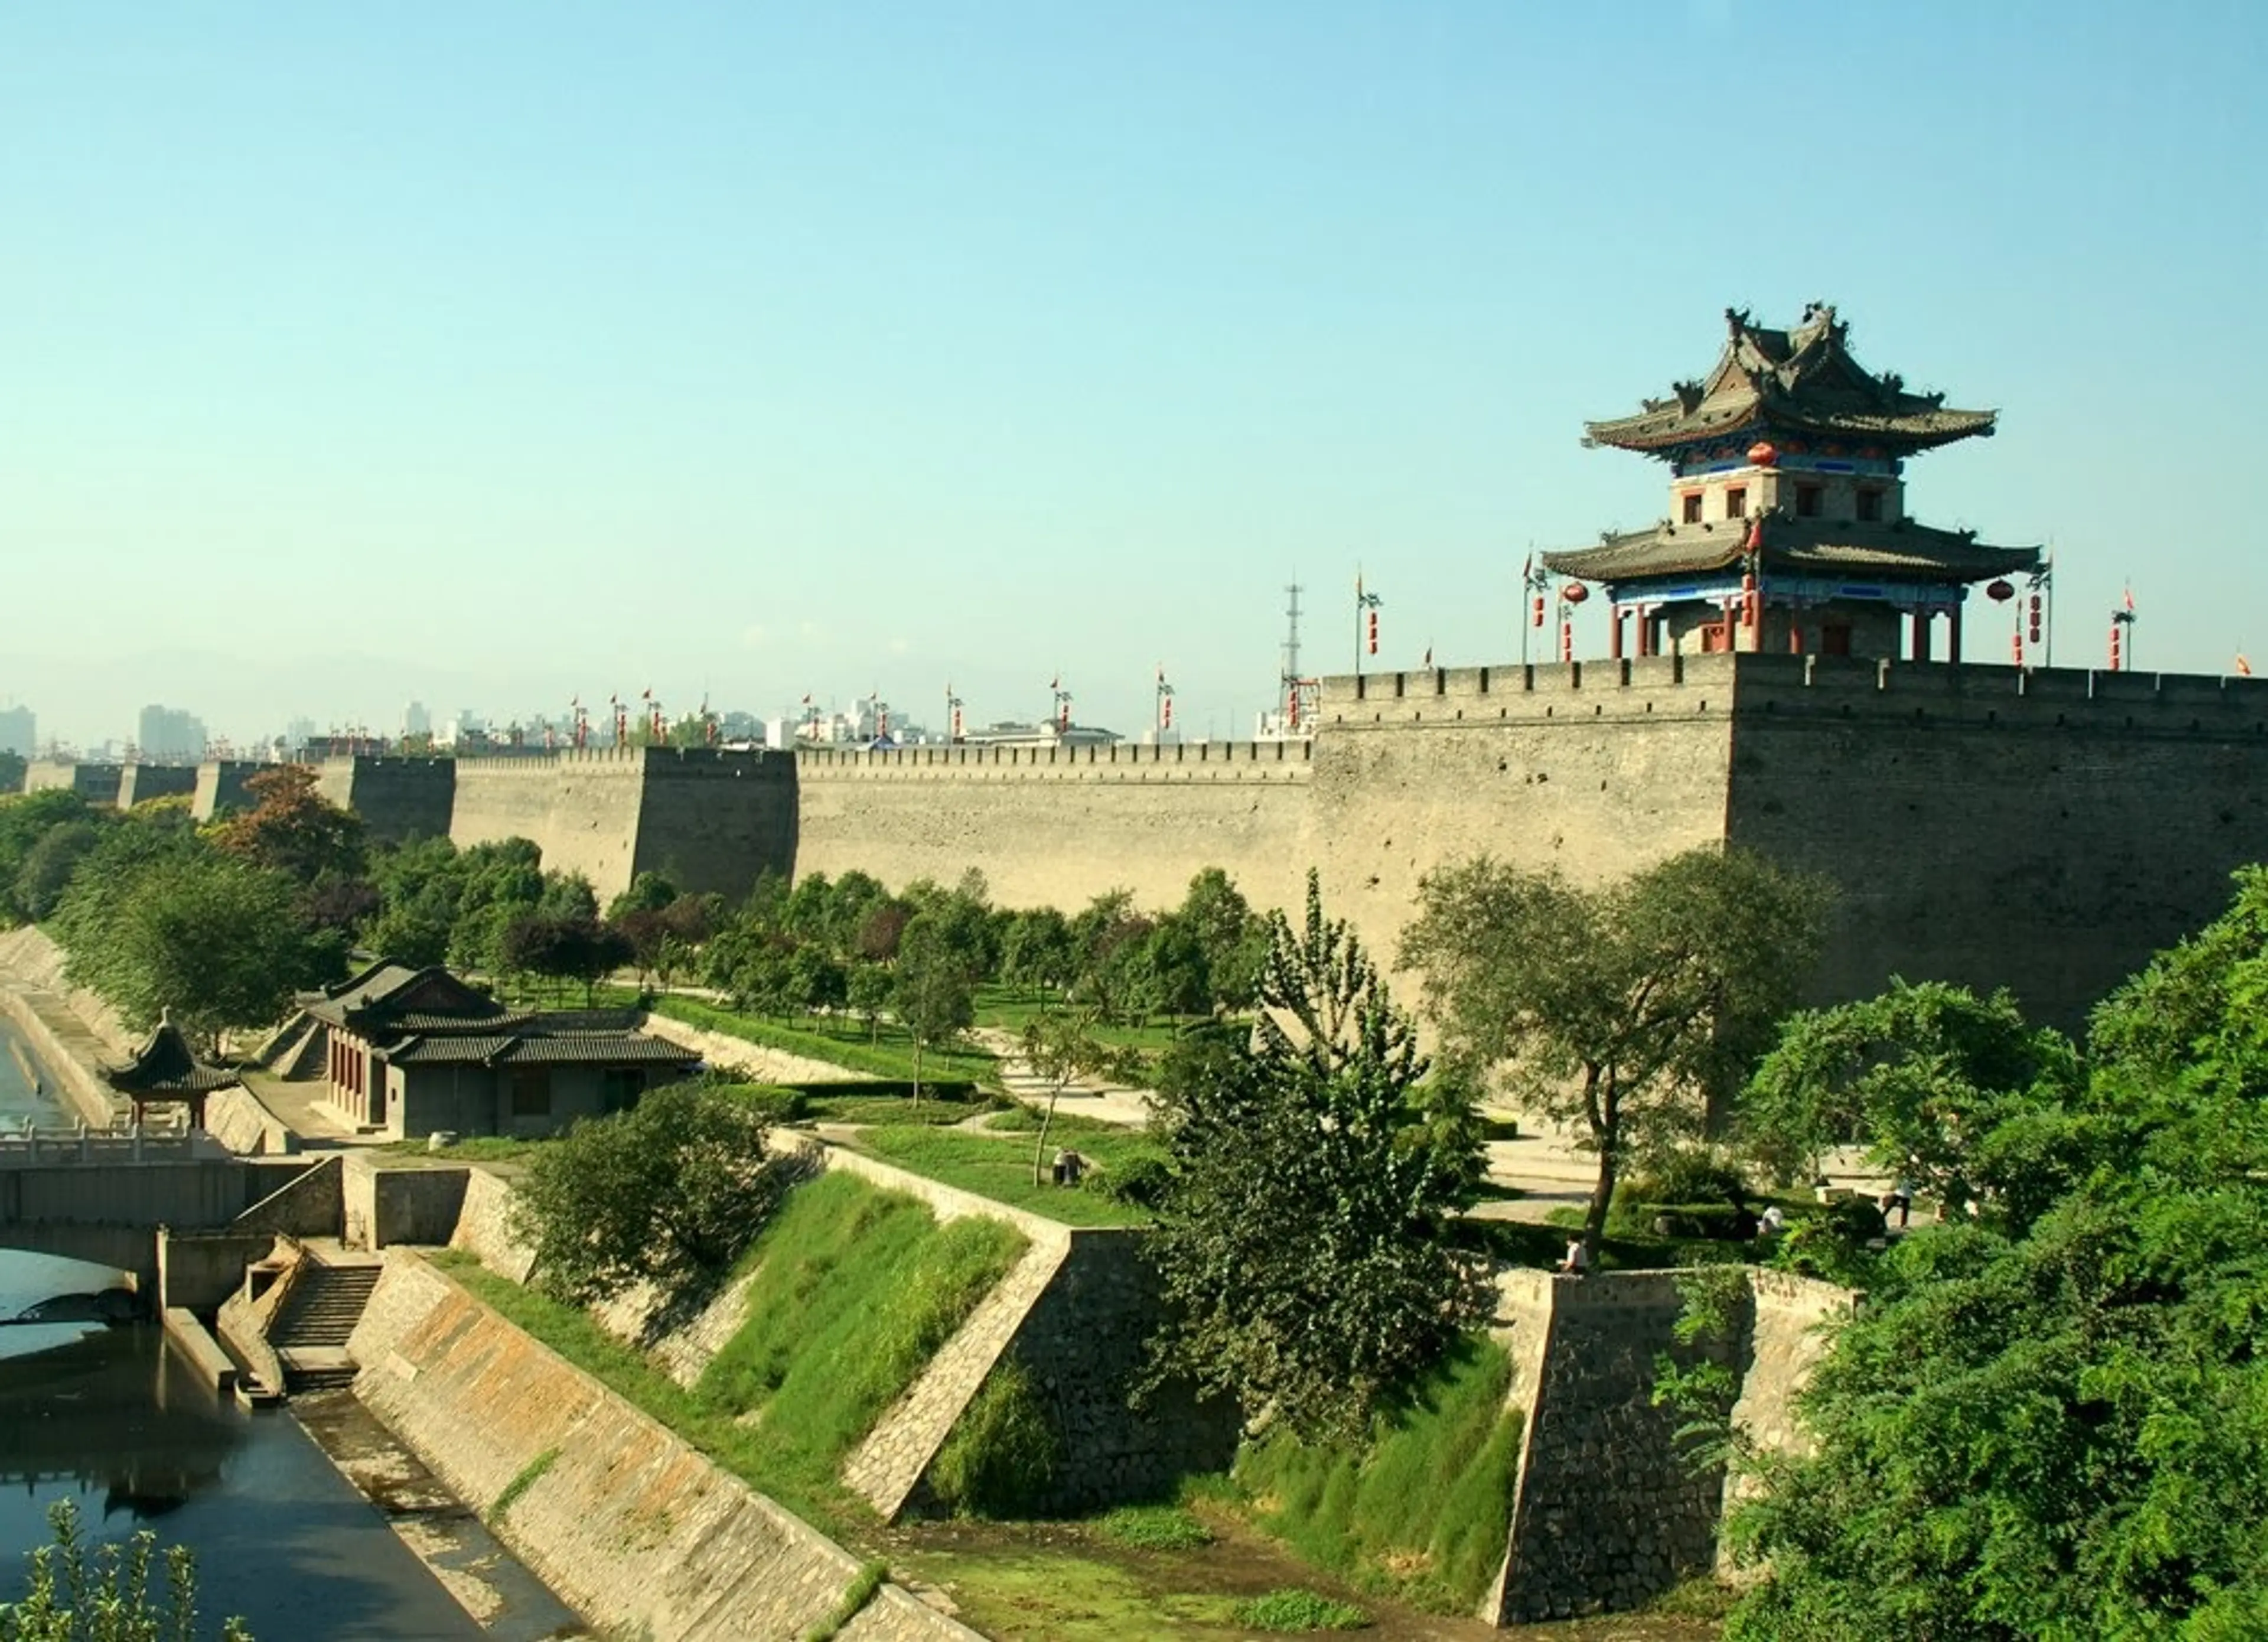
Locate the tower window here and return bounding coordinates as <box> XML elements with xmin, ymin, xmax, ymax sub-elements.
<box><xmin>1682</xmin><ymin>492</ymin><xmax>1703</xmax><ymax>524</ymax></box>
<box><xmin>1725</xmin><ymin>487</ymin><xmax>1748</xmax><ymax>520</ymax></box>
<box><xmin>1795</xmin><ymin>483</ymin><xmax>1823</xmax><ymax>518</ymax></box>
<box><xmin>1856</xmin><ymin>488</ymin><xmax>1884</xmax><ymax>522</ymax></box>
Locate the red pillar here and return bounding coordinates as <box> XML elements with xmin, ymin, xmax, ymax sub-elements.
<box><xmin>1913</xmin><ymin>610</ymin><xmax>1933</xmax><ymax>663</ymax></box>
<box><xmin>1787</xmin><ymin>613</ymin><xmax>1803</xmax><ymax>654</ymax></box>
<box><xmin>1609</xmin><ymin>607</ymin><xmax>1625</xmax><ymax>660</ymax></box>
<box><xmin>1947</xmin><ymin>602</ymin><xmax>1963</xmax><ymax>663</ymax></box>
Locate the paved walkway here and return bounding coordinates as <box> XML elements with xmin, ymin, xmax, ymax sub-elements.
<box><xmin>968</xmin><ymin>1028</ymin><xmax>1158</xmax><ymax>1128</ymax></box>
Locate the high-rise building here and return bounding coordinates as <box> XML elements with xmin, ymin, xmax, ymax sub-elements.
<box><xmin>0</xmin><ymin>705</ymin><xmax>32</xmax><ymax>758</ymax></box>
<box><xmin>404</xmin><ymin>701</ymin><xmax>432</xmax><ymax>738</ymax></box>
<box><xmin>136</xmin><ymin>704</ymin><xmax>208</xmax><ymax>764</ymax></box>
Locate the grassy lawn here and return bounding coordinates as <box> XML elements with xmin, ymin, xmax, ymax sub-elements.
<box><xmin>800</xmin><ymin>1088</ymin><xmax>1008</xmax><ymax>1128</ymax></box>
<box><xmin>972</xmin><ymin>985</ymin><xmax>1214</xmax><ymax>1056</ymax></box>
<box><xmin>430</xmin><ymin>1168</ymin><xmax>1025</xmax><ymax>1532</ymax></box>
<box><xmin>644</xmin><ymin>993</ymin><xmax>1002</xmax><ymax>1086</ymax></box>
<box><xmin>382</xmin><ymin>1135</ymin><xmax>549</xmax><ymax>1163</ymax></box>
<box><xmin>845</xmin><ymin>1124</ymin><xmax>1161</xmax><ymax>1229</ymax></box>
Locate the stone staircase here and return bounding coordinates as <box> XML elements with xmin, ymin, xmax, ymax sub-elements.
<box><xmin>271</xmin><ymin>1249</ymin><xmax>382</xmax><ymax>1393</ymax></box>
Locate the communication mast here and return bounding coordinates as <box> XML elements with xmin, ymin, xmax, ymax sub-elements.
<box><xmin>1280</xmin><ymin>581</ymin><xmax>1318</xmax><ymax>734</ymax></box>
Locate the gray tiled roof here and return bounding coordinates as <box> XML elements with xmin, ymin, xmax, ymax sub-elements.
<box><xmin>1542</xmin><ymin>516</ymin><xmax>2040</xmax><ymax>586</ymax></box>
<box><xmin>1584</xmin><ymin>304</ymin><xmax>1997</xmax><ymax>457</ymax></box>
<box><xmin>382</xmin><ymin>1031</ymin><xmax>699</xmax><ymax>1068</ymax></box>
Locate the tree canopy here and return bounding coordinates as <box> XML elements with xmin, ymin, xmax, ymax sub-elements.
<box><xmin>1401</xmin><ymin>846</ymin><xmax>1830</xmax><ymax>1253</ymax></box>
<box><xmin>1723</xmin><ymin>866</ymin><xmax>2268</xmax><ymax>1638</ymax></box>
<box><xmin>511</xmin><ymin>1079</ymin><xmax>794</xmax><ymax>1305</ymax></box>
<box><xmin>1146</xmin><ymin>871</ymin><xmax>1485</xmax><ymax>1439</ymax></box>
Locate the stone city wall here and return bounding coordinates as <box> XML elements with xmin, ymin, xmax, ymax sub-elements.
<box><xmin>350</xmin><ymin>1253</ymin><xmax>984</xmax><ymax>1642</ymax></box>
<box><xmin>794</xmin><ymin>739</ymin><xmax>1314</xmax><ymax>918</ymax></box>
<box><xmin>314</xmin><ymin>755</ymin><xmax>456</xmax><ymax>843</ymax></box>
<box><xmin>115</xmin><ymin>764</ymin><xmax>198</xmax><ymax>807</ymax></box>
<box><xmin>189</xmin><ymin>760</ymin><xmax>267</xmax><ymax>821</ymax></box>
<box><xmin>450</xmin><ymin>747</ymin><xmax>797</xmax><ymax>903</ymax></box>
<box><xmin>18</xmin><ymin>761</ymin><xmax>122</xmax><ymax>803</ymax></box>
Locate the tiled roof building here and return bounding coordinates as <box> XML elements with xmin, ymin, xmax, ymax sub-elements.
<box><xmin>279</xmin><ymin>960</ymin><xmax>699</xmax><ymax>1141</ymax></box>
<box><xmin>1543</xmin><ymin>304</ymin><xmax>2042</xmax><ymax>663</ymax></box>
<box><xmin>103</xmin><ymin>1015</ymin><xmax>240</xmax><ymax>1130</ymax></box>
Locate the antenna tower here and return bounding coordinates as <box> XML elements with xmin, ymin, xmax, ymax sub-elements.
<box><xmin>1280</xmin><ymin>580</ymin><xmax>1319</xmax><ymax>734</ymax></box>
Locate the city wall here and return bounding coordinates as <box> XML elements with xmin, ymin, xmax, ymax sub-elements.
<box><xmin>795</xmin><ymin>739</ymin><xmax>1315</xmax><ymax>915</ymax></box>
<box><xmin>227</xmin><ymin>654</ymin><xmax>2268</xmax><ymax>1029</ymax></box>
<box><xmin>448</xmin><ymin>747</ymin><xmax>797</xmax><ymax>902</ymax></box>
<box><xmin>190</xmin><ymin>760</ymin><xmax>266</xmax><ymax>821</ymax></box>
<box><xmin>114</xmin><ymin>764</ymin><xmax>197</xmax><ymax>807</ymax></box>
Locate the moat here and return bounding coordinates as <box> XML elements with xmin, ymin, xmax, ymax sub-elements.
<box><xmin>0</xmin><ymin>1019</ymin><xmax>565</xmax><ymax>1640</ymax></box>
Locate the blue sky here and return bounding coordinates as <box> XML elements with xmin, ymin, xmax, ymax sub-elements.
<box><xmin>4</xmin><ymin>2</ymin><xmax>2263</xmax><ymax>747</ymax></box>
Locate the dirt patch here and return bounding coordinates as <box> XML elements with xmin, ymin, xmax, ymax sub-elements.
<box><xmin>878</xmin><ymin>1516</ymin><xmax>1719</xmax><ymax>1641</ymax></box>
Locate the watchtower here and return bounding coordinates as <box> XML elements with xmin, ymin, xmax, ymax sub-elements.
<box><xmin>1546</xmin><ymin>304</ymin><xmax>2038</xmax><ymax>663</ymax></box>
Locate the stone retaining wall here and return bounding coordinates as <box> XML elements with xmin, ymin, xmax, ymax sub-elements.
<box><xmin>640</xmin><ymin>1012</ymin><xmax>879</xmax><ymax>1086</ymax></box>
<box><xmin>350</xmin><ymin>1254</ymin><xmax>981</xmax><ymax>1642</ymax></box>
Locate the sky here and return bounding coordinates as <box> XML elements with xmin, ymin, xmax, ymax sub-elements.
<box><xmin>4</xmin><ymin>2</ymin><xmax>2265</xmax><ymax>750</ymax></box>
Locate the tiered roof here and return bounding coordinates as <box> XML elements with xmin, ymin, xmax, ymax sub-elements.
<box><xmin>104</xmin><ymin>1017</ymin><xmax>239</xmax><ymax>1099</ymax></box>
<box><xmin>1543</xmin><ymin>517</ymin><xmax>2039</xmax><ymax>587</ymax></box>
<box><xmin>1583</xmin><ymin>303</ymin><xmax>1996</xmax><ymax>459</ymax></box>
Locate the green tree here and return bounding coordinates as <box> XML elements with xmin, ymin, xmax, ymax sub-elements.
<box><xmin>511</xmin><ymin>1079</ymin><xmax>792</xmax><ymax>1304</ymax></box>
<box><xmin>1401</xmin><ymin>847</ymin><xmax>1830</xmax><ymax>1259</ymax></box>
<box><xmin>1126</xmin><ymin>916</ymin><xmax>1212</xmax><ymax>1023</ymax></box>
<box><xmin>1000</xmin><ymin>907</ymin><xmax>1076</xmax><ymax>1000</ymax></box>
<box><xmin>1179</xmin><ymin>866</ymin><xmax>1266</xmax><ymax>1011</ymax></box>
<box><xmin>895</xmin><ymin>913</ymin><xmax>979</xmax><ymax>1103</ymax></box>
<box><xmin>605</xmin><ymin>871</ymin><xmax>679</xmax><ymax>923</ymax></box>
<box><xmin>56</xmin><ymin>845</ymin><xmax>340</xmax><ymax>1054</ymax></box>
<box><xmin>786</xmin><ymin>944</ymin><xmax>847</xmax><ymax>1015</ymax></box>
<box><xmin>845</xmin><ymin>960</ymin><xmax>893</xmax><ymax>1041</ymax></box>
<box><xmin>1019</xmin><ymin>1006</ymin><xmax>1114</xmax><ymax>1187</ymax></box>
<box><xmin>12</xmin><ymin>820</ymin><xmax>104</xmax><ymax>921</ymax></box>
<box><xmin>1723</xmin><ymin>871</ymin><xmax>2268</xmax><ymax>1639</ymax></box>
<box><xmin>0</xmin><ymin>1498</ymin><xmax>252</xmax><ymax>1641</ymax></box>
<box><xmin>0</xmin><ymin>790</ymin><xmax>99</xmax><ymax>923</ymax></box>
<box><xmin>1146</xmin><ymin>871</ymin><xmax>1485</xmax><ymax>1439</ymax></box>
<box><xmin>1741</xmin><ymin>979</ymin><xmax>2085</xmax><ymax>1228</ymax></box>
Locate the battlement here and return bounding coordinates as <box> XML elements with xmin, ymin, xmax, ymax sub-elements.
<box><xmin>452</xmin><ymin>746</ymin><xmax>788</xmax><ymax>779</ymax></box>
<box><xmin>1321</xmin><ymin>654</ymin><xmax>2268</xmax><ymax>737</ymax></box>
<box><xmin>797</xmin><ymin>740</ymin><xmax>1312</xmax><ymax>782</ymax></box>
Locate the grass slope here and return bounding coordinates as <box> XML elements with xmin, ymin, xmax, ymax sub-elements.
<box><xmin>1236</xmin><ymin>1335</ymin><xmax>1523</xmax><ymax>1614</ymax></box>
<box><xmin>846</xmin><ymin>1124</ymin><xmax>1158</xmax><ymax>1228</ymax></box>
<box><xmin>433</xmin><ymin>1169</ymin><xmax>1024</xmax><ymax>1528</ymax></box>
<box><xmin>648</xmin><ymin>994</ymin><xmax>1001</xmax><ymax>1085</ymax></box>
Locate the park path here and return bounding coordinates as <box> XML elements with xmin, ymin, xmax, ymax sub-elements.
<box><xmin>967</xmin><ymin>1027</ymin><xmax>1157</xmax><ymax>1128</ymax></box>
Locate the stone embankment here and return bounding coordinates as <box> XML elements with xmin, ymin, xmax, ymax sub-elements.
<box><xmin>638</xmin><ymin>1012</ymin><xmax>876</xmax><ymax>1085</ymax></box>
<box><xmin>0</xmin><ymin>926</ymin><xmax>128</xmax><ymax>1126</ymax></box>
<box><xmin>350</xmin><ymin>1254</ymin><xmax>983</xmax><ymax>1642</ymax></box>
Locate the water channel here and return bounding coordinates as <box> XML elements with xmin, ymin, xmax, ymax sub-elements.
<box><xmin>0</xmin><ymin>1016</ymin><xmax>556</xmax><ymax>1639</ymax></box>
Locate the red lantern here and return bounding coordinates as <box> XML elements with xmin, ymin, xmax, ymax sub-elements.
<box><xmin>2109</xmin><ymin>623</ymin><xmax>2123</xmax><ymax>673</ymax></box>
<box><xmin>1561</xmin><ymin>582</ymin><xmax>1589</xmax><ymax>605</ymax></box>
<box><xmin>2028</xmin><ymin>593</ymin><xmax>2042</xmax><ymax>644</ymax></box>
<box><xmin>1366</xmin><ymin>610</ymin><xmax>1379</xmax><ymax>655</ymax></box>
<box><xmin>1532</xmin><ymin>594</ymin><xmax>1545</xmax><ymax>629</ymax></box>
<box><xmin>1748</xmin><ymin>441</ymin><xmax>1778</xmax><ymax>468</ymax></box>
<box><xmin>1986</xmin><ymin>579</ymin><xmax>2015</xmax><ymax>603</ymax></box>
<box><xmin>1560</xmin><ymin>620</ymin><xmax>1573</xmax><ymax>663</ymax></box>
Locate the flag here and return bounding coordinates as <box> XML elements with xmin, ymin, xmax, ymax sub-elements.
<box><xmin>1050</xmin><ymin>675</ymin><xmax>1060</xmax><ymax>690</ymax></box>
<box><xmin>641</xmin><ymin>686</ymin><xmax>653</xmax><ymax>701</ymax></box>
<box><xmin>801</xmin><ymin>693</ymin><xmax>812</xmax><ymax>705</ymax></box>
<box><xmin>2238</xmin><ymin>654</ymin><xmax>2254</xmax><ymax>677</ymax></box>
<box><xmin>1422</xmin><ymin>646</ymin><xmax>1433</xmax><ymax>668</ymax></box>
<box><xmin>1521</xmin><ymin>552</ymin><xmax>1532</xmax><ymax>585</ymax></box>
<box><xmin>2123</xmin><ymin>586</ymin><xmax>2136</xmax><ymax>613</ymax></box>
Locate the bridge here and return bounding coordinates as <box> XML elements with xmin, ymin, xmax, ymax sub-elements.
<box><xmin>0</xmin><ymin>1128</ymin><xmax>338</xmax><ymax>1295</ymax></box>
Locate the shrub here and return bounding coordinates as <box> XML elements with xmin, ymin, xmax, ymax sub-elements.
<box><xmin>1627</xmin><ymin>1148</ymin><xmax>1752</xmax><ymax>1207</ymax></box>
<box><xmin>1235</xmin><ymin>1589</ymin><xmax>1370</xmax><ymax>1631</ymax></box>
<box><xmin>1087</xmin><ymin>1145</ymin><xmax>1173</xmax><ymax>1209</ymax></box>
<box><xmin>927</xmin><ymin>1358</ymin><xmax>1060</xmax><ymax>1518</ymax></box>
<box><xmin>1091</xmin><ymin>1503</ymin><xmax>1212</xmax><ymax>1550</ymax></box>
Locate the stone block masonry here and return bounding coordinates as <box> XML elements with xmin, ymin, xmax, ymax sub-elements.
<box><xmin>350</xmin><ymin>1253</ymin><xmax>985</xmax><ymax>1642</ymax></box>
<box><xmin>1483</xmin><ymin>1267</ymin><xmax>1858</xmax><ymax>1625</ymax></box>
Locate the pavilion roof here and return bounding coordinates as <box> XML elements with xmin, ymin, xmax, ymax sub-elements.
<box><xmin>299</xmin><ymin>960</ymin><xmax>524</xmax><ymax>1035</ymax></box>
<box><xmin>1542</xmin><ymin>516</ymin><xmax>2041</xmax><ymax>588</ymax></box>
<box><xmin>379</xmin><ymin>1029</ymin><xmax>699</xmax><ymax>1068</ymax></box>
<box><xmin>1583</xmin><ymin>304</ymin><xmax>1996</xmax><ymax>458</ymax></box>
<box><xmin>104</xmin><ymin>1018</ymin><xmax>239</xmax><ymax>1097</ymax></box>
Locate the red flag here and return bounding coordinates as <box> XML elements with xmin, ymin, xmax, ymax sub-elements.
<box><xmin>2238</xmin><ymin>654</ymin><xmax>2254</xmax><ymax>677</ymax></box>
<box><xmin>1422</xmin><ymin>646</ymin><xmax>1433</xmax><ymax>669</ymax></box>
<box><xmin>2123</xmin><ymin>586</ymin><xmax>2136</xmax><ymax>613</ymax></box>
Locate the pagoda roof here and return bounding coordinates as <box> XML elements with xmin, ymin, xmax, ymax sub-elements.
<box><xmin>300</xmin><ymin>960</ymin><xmax>525</xmax><ymax>1035</ymax></box>
<box><xmin>104</xmin><ymin>1018</ymin><xmax>239</xmax><ymax>1097</ymax></box>
<box><xmin>1584</xmin><ymin>304</ymin><xmax>1996</xmax><ymax>458</ymax></box>
<box><xmin>1542</xmin><ymin>516</ymin><xmax>2041</xmax><ymax>588</ymax></box>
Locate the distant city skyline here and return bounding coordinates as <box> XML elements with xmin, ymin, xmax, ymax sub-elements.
<box><xmin>5</xmin><ymin>4</ymin><xmax>2263</xmax><ymax>747</ymax></box>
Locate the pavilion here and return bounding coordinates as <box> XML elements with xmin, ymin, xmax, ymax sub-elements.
<box><xmin>103</xmin><ymin>1015</ymin><xmax>240</xmax><ymax>1131</ymax></box>
<box><xmin>1543</xmin><ymin>303</ymin><xmax>2041</xmax><ymax>663</ymax></box>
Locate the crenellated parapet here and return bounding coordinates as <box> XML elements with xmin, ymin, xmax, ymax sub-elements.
<box><xmin>798</xmin><ymin>739</ymin><xmax>1312</xmax><ymax>783</ymax></box>
<box><xmin>1320</xmin><ymin>653</ymin><xmax>2268</xmax><ymax>737</ymax></box>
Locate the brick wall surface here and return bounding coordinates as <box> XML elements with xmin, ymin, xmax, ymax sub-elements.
<box><xmin>349</xmin><ymin>1254</ymin><xmax>984</xmax><ymax>1642</ymax></box>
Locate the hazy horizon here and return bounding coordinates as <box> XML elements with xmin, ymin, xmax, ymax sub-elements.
<box><xmin>6</xmin><ymin>3</ymin><xmax>2263</xmax><ymax>750</ymax></box>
